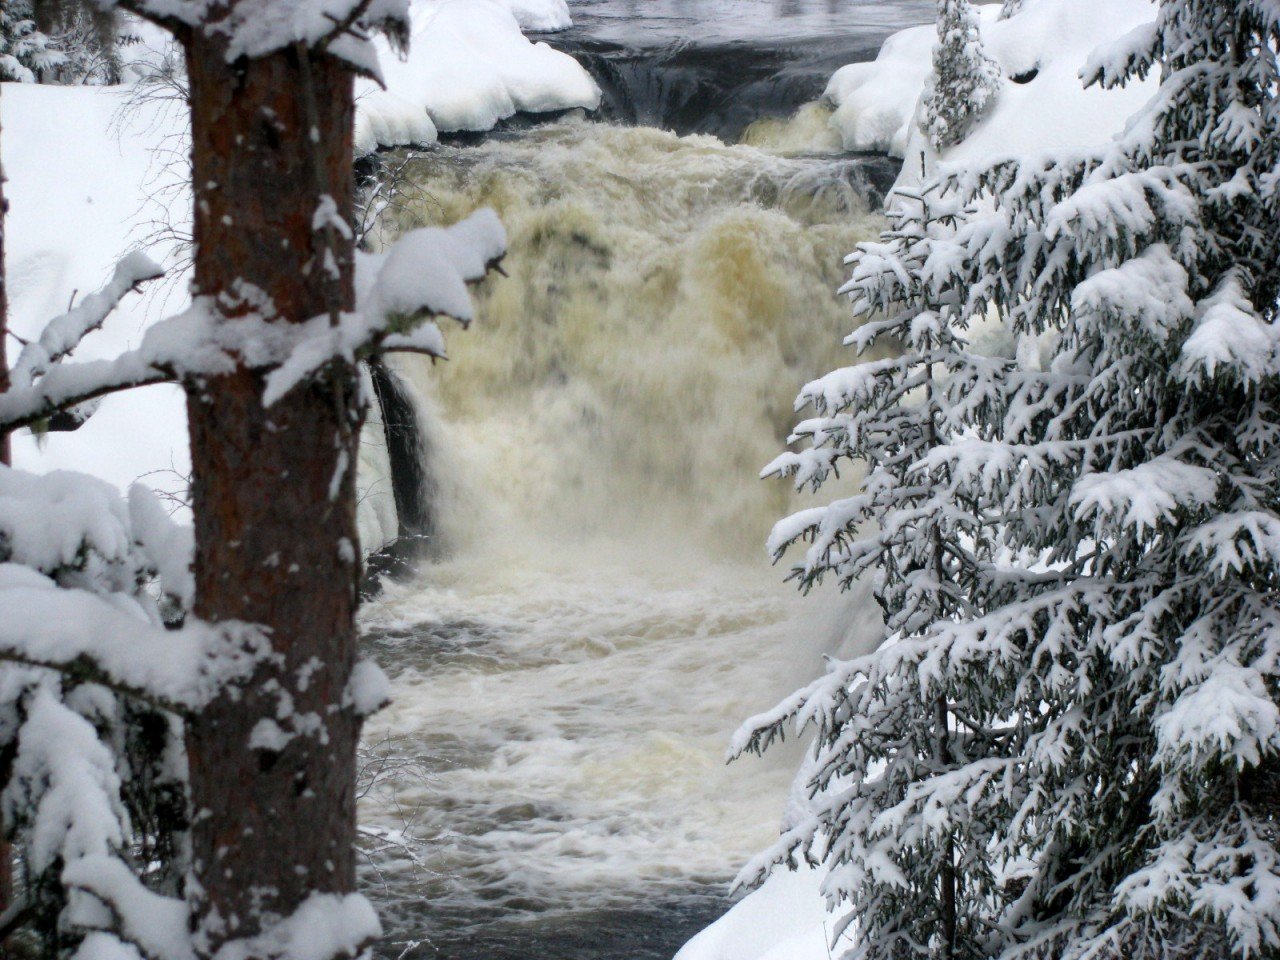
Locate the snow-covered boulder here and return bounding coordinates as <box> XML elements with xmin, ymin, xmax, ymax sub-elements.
<box><xmin>825</xmin><ymin>0</ymin><xmax>1158</xmax><ymax>166</ymax></box>
<box><xmin>355</xmin><ymin>0</ymin><xmax>599</xmax><ymax>153</ymax></box>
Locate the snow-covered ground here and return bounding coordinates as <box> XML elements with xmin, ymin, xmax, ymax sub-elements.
<box><xmin>3</xmin><ymin>83</ymin><xmax>191</xmax><ymax>498</ymax></box>
<box><xmin>825</xmin><ymin>0</ymin><xmax>1157</xmax><ymax>169</ymax></box>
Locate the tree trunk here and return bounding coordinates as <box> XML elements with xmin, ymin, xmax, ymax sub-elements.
<box><xmin>1</xmin><ymin>122</ymin><xmax>11</xmax><ymax>465</ymax></box>
<box><xmin>180</xmin><ymin>40</ymin><xmax>365</xmax><ymax>956</ymax></box>
<box><xmin>0</xmin><ymin>118</ymin><xmax>15</xmax><ymax>954</ymax></box>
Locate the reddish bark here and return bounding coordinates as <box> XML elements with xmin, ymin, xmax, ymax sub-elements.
<box><xmin>180</xmin><ymin>40</ymin><xmax>365</xmax><ymax>956</ymax></box>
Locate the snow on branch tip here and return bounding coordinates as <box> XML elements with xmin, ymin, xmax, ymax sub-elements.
<box><xmin>104</xmin><ymin>0</ymin><xmax>411</xmax><ymax>76</ymax></box>
<box><xmin>0</xmin><ymin>209</ymin><xmax>507</xmax><ymax>428</ymax></box>
<box><xmin>0</xmin><ymin>570</ymin><xmax>270</xmax><ymax>715</ymax></box>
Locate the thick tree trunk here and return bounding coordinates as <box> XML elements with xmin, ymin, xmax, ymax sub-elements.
<box><xmin>181</xmin><ymin>41</ymin><xmax>365</xmax><ymax>956</ymax></box>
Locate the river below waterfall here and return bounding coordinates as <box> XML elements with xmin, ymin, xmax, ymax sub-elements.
<box><xmin>355</xmin><ymin>3</ymin><xmax>930</xmax><ymax>958</ymax></box>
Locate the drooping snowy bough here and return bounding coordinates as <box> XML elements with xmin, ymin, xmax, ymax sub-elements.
<box><xmin>0</xmin><ymin>2</ymin><xmax>506</xmax><ymax>958</ymax></box>
<box><xmin>742</xmin><ymin>2</ymin><xmax>1280</xmax><ymax>958</ymax></box>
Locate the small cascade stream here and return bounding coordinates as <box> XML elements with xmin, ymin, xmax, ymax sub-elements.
<box><xmin>354</xmin><ymin>4</ymin><xmax>930</xmax><ymax>959</ymax></box>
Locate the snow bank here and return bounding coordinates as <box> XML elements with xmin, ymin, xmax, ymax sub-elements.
<box><xmin>355</xmin><ymin>0</ymin><xmax>599</xmax><ymax>153</ymax></box>
<box><xmin>480</xmin><ymin>0</ymin><xmax>571</xmax><ymax>32</ymax></box>
<box><xmin>825</xmin><ymin>0</ymin><xmax>1158</xmax><ymax>164</ymax></box>
<box><xmin>675</xmin><ymin>866</ymin><xmax>843</xmax><ymax>960</ymax></box>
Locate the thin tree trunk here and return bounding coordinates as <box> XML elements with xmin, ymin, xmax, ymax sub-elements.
<box><xmin>180</xmin><ymin>40</ymin><xmax>365</xmax><ymax>955</ymax></box>
<box><xmin>2</xmin><ymin>119</ymin><xmax>12</xmax><ymax>464</ymax></box>
<box><xmin>0</xmin><ymin>115</ymin><xmax>15</xmax><ymax>957</ymax></box>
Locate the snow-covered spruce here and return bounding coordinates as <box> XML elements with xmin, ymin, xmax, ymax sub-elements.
<box><xmin>0</xmin><ymin>466</ymin><xmax>199</xmax><ymax>957</ymax></box>
<box><xmin>743</xmin><ymin>1</ymin><xmax>1280</xmax><ymax>958</ymax></box>
<box><xmin>0</xmin><ymin>0</ymin><xmax>59</xmax><ymax>82</ymax></box>
<box><xmin>748</xmin><ymin>182</ymin><xmax>1012</xmax><ymax>959</ymax></box>
<box><xmin>921</xmin><ymin>0</ymin><xmax>1001</xmax><ymax>150</ymax></box>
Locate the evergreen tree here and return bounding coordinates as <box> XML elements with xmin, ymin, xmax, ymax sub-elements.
<box><xmin>921</xmin><ymin>0</ymin><xmax>1001</xmax><ymax>150</ymax></box>
<box><xmin>999</xmin><ymin>0</ymin><xmax>1027</xmax><ymax>20</ymax></box>
<box><xmin>1</xmin><ymin>0</ymin><xmax>133</xmax><ymax>84</ymax></box>
<box><xmin>740</xmin><ymin>183</ymin><xmax>1017</xmax><ymax>960</ymax></box>
<box><xmin>0</xmin><ymin>0</ymin><xmax>62</xmax><ymax>83</ymax></box>
<box><xmin>745</xmin><ymin>1</ymin><xmax>1280</xmax><ymax>958</ymax></box>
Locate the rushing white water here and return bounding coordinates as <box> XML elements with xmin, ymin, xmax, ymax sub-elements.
<box><xmin>356</xmin><ymin>118</ymin><xmax>888</xmax><ymax>959</ymax></box>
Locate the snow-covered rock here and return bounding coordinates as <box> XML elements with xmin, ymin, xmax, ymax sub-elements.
<box><xmin>355</xmin><ymin>0</ymin><xmax>599</xmax><ymax>152</ymax></box>
<box><xmin>825</xmin><ymin>0</ymin><xmax>1158</xmax><ymax>166</ymax></box>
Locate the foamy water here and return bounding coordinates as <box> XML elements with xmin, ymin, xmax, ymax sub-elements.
<box><xmin>355</xmin><ymin>120</ymin><xmax>887</xmax><ymax>958</ymax></box>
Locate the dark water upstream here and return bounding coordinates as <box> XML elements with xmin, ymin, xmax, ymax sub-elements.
<box><xmin>540</xmin><ymin>0</ymin><xmax>933</xmax><ymax>138</ymax></box>
<box><xmin>356</xmin><ymin>2</ymin><xmax>929</xmax><ymax>959</ymax></box>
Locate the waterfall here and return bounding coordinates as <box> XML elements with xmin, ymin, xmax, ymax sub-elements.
<box><xmin>354</xmin><ymin>117</ymin><xmax>890</xmax><ymax>960</ymax></box>
<box><xmin>366</xmin><ymin>120</ymin><xmax>888</xmax><ymax>559</ymax></box>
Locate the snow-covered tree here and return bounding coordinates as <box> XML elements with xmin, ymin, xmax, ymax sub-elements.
<box><xmin>32</xmin><ymin>0</ymin><xmax>127</xmax><ymax>84</ymax></box>
<box><xmin>0</xmin><ymin>0</ymin><xmax>62</xmax><ymax>82</ymax></box>
<box><xmin>921</xmin><ymin>0</ymin><xmax>1002</xmax><ymax>150</ymax></box>
<box><xmin>745</xmin><ymin>0</ymin><xmax>1280</xmax><ymax>958</ymax></box>
<box><xmin>998</xmin><ymin>0</ymin><xmax>1028</xmax><ymax>20</ymax></box>
<box><xmin>0</xmin><ymin>2</ymin><xmax>507</xmax><ymax>958</ymax></box>
<box><xmin>740</xmin><ymin>183</ymin><xmax>1016</xmax><ymax>960</ymax></box>
<box><xmin>0</xmin><ymin>466</ymin><xmax>194</xmax><ymax>958</ymax></box>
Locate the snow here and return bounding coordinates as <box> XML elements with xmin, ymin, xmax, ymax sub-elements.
<box><xmin>361</xmin><ymin>208</ymin><xmax>507</xmax><ymax>325</ymax></box>
<box><xmin>354</xmin><ymin>0</ymin><xmax>599</xmax><ymax>152</ymax></box>
<box><xmin>1178</xmin><ymin>271</ymin><xmax>1280</xmax><ymax>387</ymax></box>
<box><xmin>674</xmin><ymin>866</ymin><xmax>842</xmax><ymax>960</ymax></box>
<box><xmin>128</xmin><ymin>483</ymin><xmax>195</xmax><ymax>606</ymax></box>
<box><xmin>6</xmin><ymin>687</ymin><xmax>126</xmax><ymax>874</ymax></box>
<box><xmin>63</xmin><ymin>856</ymin><xmax>194</xmax><ymax>960</ymax></box>
<box><xmin>0</xmin><ymin>465</ymin><xmax>134</xmax><ymax>574</ymax></box>
<box><xmin>0</xmin><ymin>577</ymin><xmax>267</xmax><ymax>707</ymax></box>
<box><xmin>2</xmin><ymin>82</ymin><xmax>191</xmax><ymax>498</ymax></box>
<box><xmin>212</xmin><ymin>893</ymin><xmax>382</xmax><ymax>960</ymax></box>
<box><xmin>824</xmin><ymin>0</ymin><xmax>1158</xmax><ymax>169</ymax></box>
<box><xmin>343</xmin><ymin>658</ymin><xmax>391</xmax><ymax>716</ymax></box>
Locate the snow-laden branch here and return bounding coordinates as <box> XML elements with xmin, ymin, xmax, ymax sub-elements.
<box><xmin>0</xmin><ymin>357</ymin><xmax>174</xmax><ymax>435</ymax></box>
<box><xmin>64</xmin><ymin>858</ymin><xmax>194</xmax><ymax>960</ymax></box>
<box><xmin>0</xmin><ymin>212</ymin><xmax>505</xmax><ymax>430</ymax></box>
<box><xmin>106</xmin><ymin>0</ymin><xmax>410</xmax><ymax>76</ymax></box>
<box><xmin>0</xmin><ymin>568</ymin><xmax>267</xmax><ymax>715</ymax></box>
<box><xmin>10</xmin><ymin>253</ymin><xmax>164</xmax><ymax>390</ymax></box>
<box><xmin>262</xmin><ymin>208</ymin><xmax>507</xmax><ymax>405</ymax></box>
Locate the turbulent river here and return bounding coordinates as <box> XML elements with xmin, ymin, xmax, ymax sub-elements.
<box><xmin>354</xmin><ymin>3</ymin><xmax>931</xmax><ymax>959</ymax></box>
